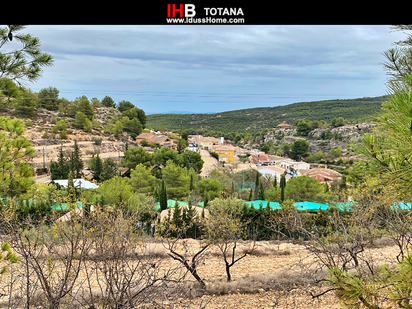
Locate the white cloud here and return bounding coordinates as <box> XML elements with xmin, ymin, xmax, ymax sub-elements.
<box><xmin>23</xmin><ymin>25</ymin><xmax>407</xmax><ymax>113</ymax></box>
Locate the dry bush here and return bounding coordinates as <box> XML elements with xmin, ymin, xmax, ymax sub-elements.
<box><xmin>0</xmin><ymin>203</ymin><xmax>208</xmax><ymax>309</ymax></box>
<box><xmin>184</xmin><ymin>270</ymin><xmax>322</xmax><ymax>298</ymax></box>
<box><xmin>245</xmin><ymin>244</ymin><xmax>291</xmax><ymax>257</ymax></box>
<box><xmin>365</xmin><ymin>236</ymin><xmax>396</xmax><ymax>249</ymax></box>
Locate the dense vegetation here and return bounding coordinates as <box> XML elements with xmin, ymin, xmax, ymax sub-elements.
<box><xmin>147</xmin><ymin>96</ymin><xmax>388</xmax><ymax>134</ymax></box>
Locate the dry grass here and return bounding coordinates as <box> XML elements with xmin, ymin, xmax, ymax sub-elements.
<box><xmin>183</xmin><ymin>270</ymin><xmax>323</xmax><ymax>299</ymax></box>
<box><xmin>366</xmin><ymin>236</ymin><xmax>396</xmax><ymax>249</ymax></box>
<box><xmin>247</xmin><ymin>246</ymin><xmax>291</xmax><ymax>257</ymax></box>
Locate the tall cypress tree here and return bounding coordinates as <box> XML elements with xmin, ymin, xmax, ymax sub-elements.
<box><xmin>203</xmin><ymin>191</ymin><xmax>209</xmax><ymax>207</ymax></box>
<box><xmin>67</xmin><ymin>170</ymin><xmax>76</xmax><ymax>203</ymax></box>
<box><xmin>254</xmin><ymin>171</ymin><xmax>260</xmax><ymax>200</ymax></box>
<box><xmin>58</xmin><ymin>146</ymin><xmax>69</xmax><ymax>179</ymax></box>
<box><xmin>280</xmin><ymin>173</ymin><xmax>286</xmax><ymax>202</ymax></box>
<box><xmin>159</xmin><ymin>179</ymin><xmax>168</xmax><ymax>211</ymax></box>
<box><xmin>190</xmin><ymin>173</ymin><xmax>194</xmax><ymax>192</ymax></box>
<box><xmin>258</xmin><ymin>183</ymin><xmax>265</xmax><ymax>200</ymax></box>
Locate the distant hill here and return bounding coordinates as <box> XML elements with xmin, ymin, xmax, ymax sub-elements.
<box><xmin>146</xmin><ymin>96</ymin><xmax>388</xmax><ymax>134</ymax></box>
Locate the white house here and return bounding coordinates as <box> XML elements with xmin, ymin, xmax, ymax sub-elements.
<box><xmin>52</xmin><ymin>179</ymin><xmax>100</xmax><ymax>189</ymax></box>
<box><xmin>279</xmin><ymin>159</ymin><xmax>296</xmax><ymax>169</ymax></box>
<box><xmin>279</xmin><ymin>160</ymin><xmax>310</xmax><ymax>171</ymax></box>
<box><xmin>293</xmin><ymin>162</ymin><xmax>310</xmax><ymax>171</ymax></box>
<box><xmin>257</xmin><ymin>166</ymin><xmax>290</xmax><ymax>183</ymax></box>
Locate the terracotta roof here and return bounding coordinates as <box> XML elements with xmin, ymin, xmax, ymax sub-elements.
<box><xmin>251</xmin><ymin>153</ymin><xmax>272</xmax><ymax>163</ymax></box>
<box><xmin>214</xmin><ymin>145</ymin><xmax>235</xmax><ymax>152</ymax></box>
<box><xmin>266</xmin><ymin>166</ymin><xmax>286</xmax><ymax>174</ymax></box>
<box><xmin>147</xmin><ymin>136</ymin><xmax>172</xmax><ymax>144</ymax></box>
<box><xmin>136</xmin><ymin>132</ymin><xmax>155</xmax><ymax>139</ymax></box>
<box><xmin>278</xmin><ymin>121</ymin><xmax>291</xmax><ymax>127</ymax></box>
<box><xmin>188</xmin><ymin>135</ymin><xmax>220</xmax><ymax>143</ymax></box>
<box><xmin>300</xmin><ymin>168</ymin><xmax>342</xmax><ymax>179</ymax></box>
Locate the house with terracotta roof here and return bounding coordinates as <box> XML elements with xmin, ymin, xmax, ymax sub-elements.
<box><xmin>299</xmin><ymin>168</ymin><xmax>342</xmax><ymax>183</ymax></box>
<box><xmin>212</xmin><ymin>145</ymin><xmax>235</xmax><ymax>162</ymax></box>
<box><xmin>277</xmin><ymin>121</ymin><xmax>291</xmax><ymax>128</ymax></box>
<box><xmin>250</xmin><ymin>153</ymin><xmax>273</xmax><ymax>166</ymax></box>
<box><xmin>147</xmin><ymin>135</ymin><xmax>177</xmax><ymax>150</ymax></box>
<box><xmin>135</xmin><ymin>132</ymin><xmax>156</xmax><ymax>144</ymax></box>
<box><xmin>258</xmin><ymin>165</ymin><xmax>290</xmax><ymax>183</ymax></box>
<box><xmin>279</xmin><ymin>159</ymin><xmax>310</xmax><ymax>171</ymax></box>
<box><xmin>188</xmin><ymin>135</ymin><xmax>220</xmax><ymax>151</ymax></box>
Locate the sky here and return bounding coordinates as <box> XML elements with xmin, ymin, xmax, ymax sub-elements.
<box><xmin>14</xmin><ymin>25</ymin><xmax>408</xmax><ymax>114</ymax></box>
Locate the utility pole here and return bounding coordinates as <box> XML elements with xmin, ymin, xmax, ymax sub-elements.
<box><xmin>45</xmin><ymin>135</ymin><xmax>48</xmax><ymax>172</ymax></box>
<box><xmin>242</xmin><ymin>170</ymin><xmax>244</xmax><ymax>190</ymax></box>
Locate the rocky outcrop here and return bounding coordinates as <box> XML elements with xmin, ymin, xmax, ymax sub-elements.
<box><xmin>263</xmin><ymin>123</ymin><xmax>378</xmax><ymax>155</ymax></box>
<box><xmin>93</xmin><ymin>107</ymin><xmax>121</xmax><ymax>122</ymax></box>
<box><xmin>308</xmin><ymin>123</ymin><xmax>377</xmax><ymax>140</ymax></box>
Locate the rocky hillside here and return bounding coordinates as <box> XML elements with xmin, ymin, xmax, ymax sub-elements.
<box><xmin>1</xmin><ymin>106</ymin><xmax>134</xmax><ymax>173</ymax></box>
<box><xmin>263</xmin><ymin>123</ymin><xmax>378</xmax><ymax>156</ymax></box>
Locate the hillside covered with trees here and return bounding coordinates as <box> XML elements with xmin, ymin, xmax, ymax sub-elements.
<box><xmin>147</xmin><ymin>96</ymin><xmax>388</xmax><ymax>134</ymax></box>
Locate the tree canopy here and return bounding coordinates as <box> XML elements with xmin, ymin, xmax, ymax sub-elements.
<box><xmin>0</xmin><ymin>25</ymin><xmax>53</xmax><ymax>85</ymax></box>
<box><xmin>285</xmin><ymin>176</ymin><xmax>329</xmax><ymax>203</ymax></box>
<box><xmin>0</xmin><ymin>117</ymin><xmax>35</xmax><ymax>197</ymax></box>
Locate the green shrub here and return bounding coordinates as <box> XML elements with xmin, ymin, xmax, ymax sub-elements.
<box><xmin>91</xmin><ymin>137</ymin><xmax>102</xmax><ymax>145</ymax></box>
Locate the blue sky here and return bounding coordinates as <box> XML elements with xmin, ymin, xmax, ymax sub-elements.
<box><xmin>20</xmin><ymin>25</ymin><xmax>407</xmax><ymax>114</ymax></box>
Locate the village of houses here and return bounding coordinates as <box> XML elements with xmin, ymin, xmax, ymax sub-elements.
<box><xmin>133</xmin><ymin>129</ymin><xmax>343</xmax><ymax>186</ymax></box>
<box><xmin>31</xmin><ymin>121</ymin><xmax>343</xmax><ymax>191</ymax></box>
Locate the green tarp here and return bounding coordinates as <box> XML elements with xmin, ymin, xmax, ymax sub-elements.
<box><xmin>50</xmin><ymin>202</ymin><xmax>83</xmax><ymax>210</ymax></box>
<box><xmin>4</xmin><ymin>198</ymin><xmax>412</xmax><ymax>212</ymax></box>
<box><xmin>154</xmin><ymin>200</ymin><xmax>187</xmax><ymax>210</ymax></box>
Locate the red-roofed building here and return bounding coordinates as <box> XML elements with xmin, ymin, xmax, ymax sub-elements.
<box><xmin>277</xmin><ymin>121</ymin><xmax>291</xmax><ymax>128</ymax></box>
<box><xmin>299</xmin><ymin>168</ymin><xmax>342</xmax><ymax>183</ymax></box>
<box><xmin>250</xmin><ymin>153</ymin><xmax>273</xmax><ymax>166</ymax></box>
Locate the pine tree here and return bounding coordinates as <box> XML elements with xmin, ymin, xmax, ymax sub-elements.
<box><xmin>324</xmin><ymin>182</ymin><xmax>330</xmax><ymax>193</ymax></box>
<box><xmin>100</xmin><ymin>158</ymin><xmax>118</xmax><ymax>182</ymax></box>
<box><xmin>172</xmin><ymin>201</ymin><xmax>182</xmax><ymax>229</ymax></box>
<box><xmin>91</xmin><ymin>154</ymin><xmax>103</xmax><ymax>182</ymax></box>
<box><xmin>0</xmin><ymin>25</ymin><xmax>54</xmax><ymax>85</ymax></box>
<box><xmin>71</xmin><ymin>140</ymin><xmax>83</xmax><ymax>178</ymax></box>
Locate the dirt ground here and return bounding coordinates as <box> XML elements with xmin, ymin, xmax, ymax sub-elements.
<box><xmin>199</xmin><ymin>150</ymin><xmax>219</xmax><ymax>176</ymax></box>
<box><xmin>0</xmin><ymin>239</ymin><xmax>401</xmax><ymax>309</ymax></box>
<box><xmin>170</xmin><ymin>239</ymin><xmax>400</xmax><ymax>309</ymax></box>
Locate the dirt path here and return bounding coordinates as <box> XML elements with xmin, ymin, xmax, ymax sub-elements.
<box><xmin>200</xmin><ymin>150</ymin><xmax>219</xmax><ymax>176</ymax></box>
